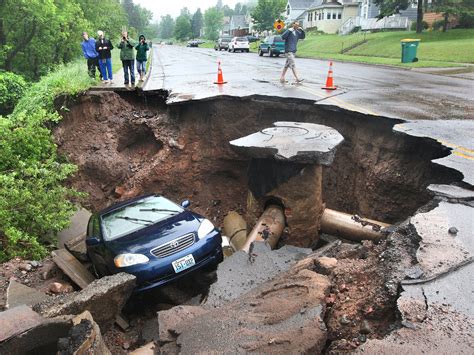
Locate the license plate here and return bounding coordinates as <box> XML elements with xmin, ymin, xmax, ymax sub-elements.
<box><xmin>172</xmin><ymin>254</ymin><xmax>195</xmax><ymax>273</ymax></box>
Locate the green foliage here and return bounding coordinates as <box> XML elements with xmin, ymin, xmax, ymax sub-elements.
<box><xmin>0</xmin><ymin>61</ymin><xmax>93</xmax><ymax>262</ymax></box>
<box><xmin>159</xmin><ymin>15</ymin><xmax>175</xmax><ymax>39</ymax></box>
<box><xmin>204</xmin><ymin>7</ymin><xmax>224</xmax><ymax>40</ymax></box>
<box><xmin>174</xmin><ymin>13</ymin><xmax>193</xmax><ymax>41</ymax></box>
<box><xmin>411</xmin><ymin>20</ymin><xmax>429</xmax><ymax>30</ymax></box>
<box><xmin>372</xmin><ymin>0</ymin><xmax>410</xmax><ymax>18</ymax></box>
<box><xmin>459</xmin><ymin>12</ymin><xmax>474</xmax><ymax>27</ymax></box>
<box><xmin>192</xmin><ymin>9</ymin><xmax>204</xmax><ymax>38</ymax></box>
<box><xmin>13</xmin><ymin>61</ymin><xmax>94</xmax><ymax>119</ymax></box>
<box><xmin>0</xmin><ymin>71</ymin><xmax>27</xmax><ymax>115</ymax></box>
<box><xmin>251</xmin><ymin>0</ymin><xmax>286</xmax><ymax>31</ymax></box>
<box><xmin>0</xmin><ymin>111</ymin><xmax>81</xmax><ymax>262</ymax></box>
<box><xmin>121</xmin><ymin>0</ymin><xmax>153</xmax><ymax>34</ymax></box>
<box><xmin>0</xmin><ymin>0</ymin><xmax>128</xmax><ymax>79</ymax></box>
<box><xmin>432</xmin><ymin>19</ymin><xmax>446</xmax><ymax>30</ymax></box>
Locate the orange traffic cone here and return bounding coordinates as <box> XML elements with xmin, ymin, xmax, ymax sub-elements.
<box><xmin>322</xmin><ymin>61</ymin><xmax>337</xmax><ymax>90</ymax></box>
<box><xmin>214</xmin><ymin>61</ymin><xmax>227</xmax><ymax>85</ymax></box>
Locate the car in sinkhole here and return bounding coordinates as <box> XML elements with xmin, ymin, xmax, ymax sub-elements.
<box><xmin>85</xmin><ymin>194</ymin><xmax>223</xmax><ymax>292</ymax></box>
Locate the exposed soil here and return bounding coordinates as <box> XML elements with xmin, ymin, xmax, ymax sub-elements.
<box><xmin>54</xmin><ymin>91</ymin><xmax>461</xmax><ymax>226</ymax></box>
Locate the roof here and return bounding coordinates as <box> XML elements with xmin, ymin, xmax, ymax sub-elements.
<box><xmin>313</xmin><ymin>0</ymin><xmax>343</xmax><ymax>9</ymax></box>
<box><xmin>288</xmin><ymin>0</ymin><xmax>315</xmax><ymax>10</ymax></box>
<box><xmin>230</xmin><ymin>15</ymin><xmax>249</xmax><ymax>30</ymax></box>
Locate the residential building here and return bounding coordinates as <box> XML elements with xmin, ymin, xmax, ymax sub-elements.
<box><xmin>229</xmin><ymin>15</ymin><xmax>250</xmax><ymax>36</ymax></box>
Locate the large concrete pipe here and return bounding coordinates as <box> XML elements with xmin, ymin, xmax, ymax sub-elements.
<box><xmin>242</xmin><ymin>204</ymin><xmax>285</xmax><ymax>252</ymax></box>
<box><xmin>320</xmin><ymin>208</ymin><xmax>390</xmax><ymax>242</ymax></box>
<box><xmin>222</xmin><ymin>211</ymin><xmax>247</xmax><ymax>251</ymax></box>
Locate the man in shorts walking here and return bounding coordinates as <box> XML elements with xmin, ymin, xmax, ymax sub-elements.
<box><xmin>280</xmin><ymin>21</ymin><xmax>305</xmax><ymax>84</ymax></box>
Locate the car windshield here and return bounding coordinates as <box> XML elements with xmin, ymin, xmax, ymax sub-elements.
<box><xmin>101</xmin><ymin>196</ymin><xmax>183</xmax><ymax>241</ymax></box>
<box><xmin>221</xmin><ymin>37</ymin><xmax>232</xmax><ymax>42</ymax></box>
<box><xmin>274</xmin><ymin>36</ymin><xmax>283</xmax><ymax>43</ymax></box>
<box><xmin>236</xmin><ymin>37</ymin><xmax>247</xmax><ymax>41</ymax></box>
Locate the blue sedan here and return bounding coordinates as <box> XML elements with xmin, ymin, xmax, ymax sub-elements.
<box><xmin>86</xmin><ymin>194</ymin><xmax>223</xmax><ymax>292</ymax></box>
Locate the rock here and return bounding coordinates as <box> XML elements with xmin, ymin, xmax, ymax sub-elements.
<box><xmin>34</xmin><ymin>273</ymin><xmax>136</xmax><ymax>332</ymax></box>
<box><xmin>360</xmin><ymin>320</ymin><xmax>372</xmax><ymax>334</ymax></box>
<box><xmin>49</xmin><ymin>282</ymin><xmax>74</xmax><ymax>294</ymax></box>
<box><xmin>448</xmin><ymin>226</ymin><xmax>458</xmax><ymax>235</ymax></box>
<box><xmin>314</xmin><ymin>257</ymin><xmax>338</xmax><ymax>275</ymax></box>
<box><xmin>64</xmin><ymin>233</ymin><xmax>88</xmax><ymax>262</ymax></box>
<box><xmin>404</xmin><ymin>265</ymin><xmax>424</xmax><ymax>280</ymax></box>
<box><xmin>160</xmin><ymin>262</ymin><xmax>331</xmax><ymax>354</ymax></box>
<box><xmin>6</xmin><ymin>280</ymin><xmax>49</xmax><ymax>309</ymax></box>
<box><xmin>340</xmin><ymin>314</ymin><xmax>351</xmax><ymax>325</ymax></box>
<box><xmin>158</xmin><ymin>305</ymin><xmax>208</xmax><ymax>343</ymax></box>
<box><xmin>41</xmin><ymin>263</ymin><xmax>59</xmax><ymax>280</ymax></box>
<box><xmin>29</xmin><ymin>261</ymin><xmax>40</xmax><ymax>268</ymax></box>
<box><xmin>19</xmin><ymin>263</ymin><xmax>32</xmax><ymax>272</ymax></box>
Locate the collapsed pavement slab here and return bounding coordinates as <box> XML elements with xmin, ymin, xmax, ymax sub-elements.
<box><xmin>34</xmin><ymin>273</ymin><xmax>136</xmax><ymax>332</ymax></box>
<box><xmin>204</xmin><ymin>242</ymin><xmax>312</xmax><ymax>308</ymax></box>
<box><xmin>6</xmin><ymin>280</ymin><xmax>49</xmax><ymax>309</ymax></box>
<box><xmin>158</xmin><ymin>256</ymin><xmax>331</xmax><ymax>354</ymax></box>
<box><xmin>58</xmin><ymin>207</ymin><xmax>91</xmax><ymax>248</ymax></box>
<box><xmin>410</xmin><ymin>201</ymin><xmax>473</xmax><ymax>278</ymax></box>
<box><xmin>0</xmin><ymin>305</ymin><xmax>72</xmax><ymax>354</ymax></box>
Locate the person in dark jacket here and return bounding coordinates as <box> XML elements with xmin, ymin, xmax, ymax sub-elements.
<box><xmin>81</xmin><ymin>32</ymin><xmax>100</xmax><ymax>79</ymax></box>
<box><xmin>280</xmin><ymin>21</ymin><xmax>305</xmax><ymax>84</ymax></box>
<box><xmin>95</xmin><ymin>30</ymin><xmax>114</xmax><ymax>83</ymax></box>
<box><xmin>135</xmin><ymin>34</ymin><xmax>149</xmax><ymax>82</ymax></box>
<box><xmin>118</xmin><ymin>31</ymin><xmax>136</xmax><ymax>88</ymax></box>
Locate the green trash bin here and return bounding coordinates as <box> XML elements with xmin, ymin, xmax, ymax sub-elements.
<box><xmin>401</xmin><ymin>39</ymin><xmax>420</xmax><ymax>63</ymax></box>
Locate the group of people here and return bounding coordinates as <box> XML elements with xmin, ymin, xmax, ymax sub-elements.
<box><xmin>81</xmin><ymin>31</ymin><xmax>150</xmax><ymax>87</ymax></box>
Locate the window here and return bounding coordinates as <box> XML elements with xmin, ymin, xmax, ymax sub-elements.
<box><xmin>287</xmin><ymin>4</ymin><xmax>290</xmax><ymax>15</ymax></box>
<box><xmin>327</xmin><ymin>12</ymin><xmax>330</xmax><ymax>20</ymax></box>
<box><xmin>338</xmin><ymin>13</ymin><xmax>342</xmax><ymax>19</ymax></box>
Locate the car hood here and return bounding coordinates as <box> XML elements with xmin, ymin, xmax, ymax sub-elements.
<box><xmin>105</xmin><ymin>211</ymin><xmax>202</xmax><ymax>256</ymax></box>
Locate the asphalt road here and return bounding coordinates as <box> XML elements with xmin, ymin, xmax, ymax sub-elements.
<box><xmin>144</xmin><ymin>45</ymin><xmax>474</xmax><ymax>185</ymax></box>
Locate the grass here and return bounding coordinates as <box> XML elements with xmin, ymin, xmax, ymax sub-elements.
<box><xmin>297</xmin><ymin>28</ymin><xmax>474</xmax><ymax>67</ymax></box>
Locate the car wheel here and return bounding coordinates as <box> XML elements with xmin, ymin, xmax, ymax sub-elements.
<box><xmin>246</xmin><ymin>49</ymin><xmax>250</xmax><ymax>53</ymax></box>
<box><xmin>233</xmin><ymin>47</ymin><xmax>236</xmax><ymax>53</ymax></box>
<box><xmin>269</xmin><ymin>48</ymin><xmax>274</xmax><ymax>57</ymax></box>
<box><xmin>258</xmin><ymin>48</ymin><xmax>263</xmax><ymax>56</ymax></box>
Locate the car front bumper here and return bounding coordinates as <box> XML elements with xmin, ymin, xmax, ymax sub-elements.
<box><xmin>118</xmin><ymin>231</ymin><xmax>223</xmax><ymax>292</ymax></box>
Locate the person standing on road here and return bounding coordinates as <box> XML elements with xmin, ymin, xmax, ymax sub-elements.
<box><xmin>95</xmin><ymin>30</ymin><xmax>114</xmax><ymax>83</ymax></box>
<box><xmin>118</xmin><ymin>31</ymin><xmax>136</xmax><ymax>88</ymax></box>
<box><xmin>135</xmin><ymin>34</ymin><xmax>149</xmax><ymax>82</ymax></box>
<box><xmin>81</xmin><ymin>32</ymin><xmax>100</xmax><ymax>79</ymax></box>
<box><xmin>280</xmin><ymin>21</ymin><xmax>305</xmax><ymax>84</ymax></box>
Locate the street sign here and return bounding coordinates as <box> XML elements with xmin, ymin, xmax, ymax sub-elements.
<box><xmin>274</xmin><ymin>20</ymin><xmax>285</xmax><ymax>32</ymax></box>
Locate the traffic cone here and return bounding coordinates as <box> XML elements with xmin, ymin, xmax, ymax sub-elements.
<box><xmin>214</xmin><ymin>61</ymin><xmax>227</xmax><ymax>85</ymax></box>
<box><xmin>322</xmin><ymin>61</ymin><xmax>337</xmax><ymax>90</ymax></box>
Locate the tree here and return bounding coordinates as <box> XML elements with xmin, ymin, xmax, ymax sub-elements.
<box><xmin>174</xmin><ymin>14</ymin><xmax>192</xmax><ymax>40</ymax></box>
<box><xmin>432</xmin><ymin>0</ymin><xmax>472</xmax><ymax>31</ymax></box>
<box><xmin>222</xmin><ymin>5</ymin><xmax>235</xmax><ymax>16</ymax></box>
<box><xmin>204</xmin><ymin>7</ymin><xmax>224</xmax><ymax>40</ymax></box>
<box><xmin>251</xmin><ymin>0</ymin><xmax>287</xmax><ymax>31</ymax></box>
<box><xmin>159</xmin><ymin>15</ymin><xmax>175</xmax><ymax>39</ymax></box>
<box><xmin>192</xmin><ymin>9</ymin><xmax>204</xmax><ymax>38</ymax></box>
<box><xmin>373</xmin><ymin>0</ymin><xmax>428</xmax><ymax>33</ymax></box>
<box><xmin>121</xmin><ymin>0</ymin><xmax>153</xmax><ymax>34</ymax></box>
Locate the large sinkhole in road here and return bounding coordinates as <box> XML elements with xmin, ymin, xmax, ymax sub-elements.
<box><xmin>55</xmin><ymin>91</ymin><xmax>461</xmax><ymax>231</ymax></box>
<box><xmin>53</xmin><ymin>91</ymin><xmax>464</xmax><ymax>350</ymax></box>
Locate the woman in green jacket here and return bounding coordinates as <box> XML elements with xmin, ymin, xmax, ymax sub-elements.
<box><xmin>135</xmin><ymin>34</ymin><xmax>149</xmax><ymax>82</ymax></box>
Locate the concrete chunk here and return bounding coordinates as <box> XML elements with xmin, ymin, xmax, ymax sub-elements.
<box><xmin>0</xmin><ymin>305</ymin><xmax>44</xmax><ymax>342</ymax></box>
<box><xmin>6</xmin><ymin>280</ymin><xmax>49</xmax><ymax>309</ymax></box>
<box><xmin>51</xmin><ymin>249</ymin><xmax>96</xmax><ymax>289</ymax></box>
<box><xmin>34</xmin><ymin>273</ymin><xmax>136</xmax><ymax>331</ymax></box>
<box><xmin>229</xmin><ymin>121</ymin><xmax>344</xmax><ymax>165</ymax></box>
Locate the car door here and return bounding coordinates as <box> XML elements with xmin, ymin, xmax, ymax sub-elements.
<box><xmin>261</xmin><ymin>37</ymin><xmax>269</xmax><ymax>53</ymax></box>
<box><xmin>86</xmin><ymin>215</ymin><xmax>111</xmax><ymax>276</ymax></box>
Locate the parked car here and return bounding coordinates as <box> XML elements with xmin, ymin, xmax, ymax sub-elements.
<box><xmin>214</xmin><ymin>36</ymin><xmax>233</xmax><ymax>51</ymax></box>
<box><xmin>187</xmin><ymin>40</ymin><xmax>199</xmax><ymax>47</ymax></box>
<box><xmin>86</xmin><ymin>194</ymin><xmax>223</xmax><ymax>292</ymax></box>
<box><xmin>246</xmin><ymin>35</ymin><xmax>259</xmax><ymax>43</ymax></box>
<box><xmin>258</xmin><ymin>35</ymin><xmax>285</xmax><ymax>57</ymax></box>
<box><xmin>228</xmin><ymin>37</ymin><xmax>250</xmax><ymax>52</ymax></box>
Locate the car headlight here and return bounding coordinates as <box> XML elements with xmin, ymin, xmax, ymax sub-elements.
<box><xmin>197</xmin><ymin>219</ymin><xmax>215</xmax><ymax>239</ymax></box>
<box><xmin>114</xmin><ymin>253</ymin><xmax>149</xmax><ymax>268</ymax></box>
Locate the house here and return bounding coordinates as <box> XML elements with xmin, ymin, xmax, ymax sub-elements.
<box><xmin>285</xmin><ymin>0</ymin><xmax>315</xmax><ymax>26</ymax></box>
<box><xmin>305</xmin><ymin>0</ymin><xmax>359</xmax><ymax>33</ymax></box>
<box><xmin>229</xmin><ymin>15</ymin><xmax>250</xmax><ymax>36</ymax></box>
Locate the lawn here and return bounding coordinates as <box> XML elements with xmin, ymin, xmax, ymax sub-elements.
<box><xmin>297</xmin><ymin>28</ymin><xmax>474</xmax><ymax>67</ymax></box>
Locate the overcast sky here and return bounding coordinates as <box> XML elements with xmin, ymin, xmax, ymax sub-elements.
<box><xmin>135</xmin><ymin>0</ymin><xmax>242</xmax><ymax>20</ymax></box>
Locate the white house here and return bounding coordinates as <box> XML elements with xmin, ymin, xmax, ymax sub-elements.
<box><xmin>284</xmin><ymin>0</ymin><xmax>315</xmax><ymax>27</ymax></box>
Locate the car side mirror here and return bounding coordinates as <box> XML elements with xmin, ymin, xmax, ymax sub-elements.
<box><xmin>181</xmin><ymin>200</ymin><xmax>190</xmax><ymax>208</ymax></box>
<box><xmin>86</xmin><ymin>236</ymin><xmax>101</xmax><ymax>246</ymax></box>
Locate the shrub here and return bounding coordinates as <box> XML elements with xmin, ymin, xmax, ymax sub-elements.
<box><xmin>350</xmin><ymin>26</ymin><xmax>361</xmax><ymax>34</ymax></box>
<box><xmin>432</xmin><ymin>19</ymin><xmax>446</xmax><ymax>31</ymax></box>
<box><xmin>459</xmin><ymin>13</ymin><xmax>474</xmax><ymax>28</ymax></box>
<box><xmin>0</xmin><ymin>71</ymin><xmax>27</xmax><ymax>115</ymax></box>
<box><xmin>410</xmin><ymin>21</ymin><xmax>429</xmax><ymax>31</ymax></box>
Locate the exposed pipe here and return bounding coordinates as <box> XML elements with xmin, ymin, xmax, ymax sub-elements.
<box><xmin>242</xmin><ymin>205</ymin><xmax>285</xmax><ymax>252</ymax></box>
<box><xmin>320</xmin><ymin>208</ymin><xmax>390</xmax><ymax>241</ymax></box>
<box><xmin>222</xmin><ymin>211</ymin><xmax>247</xmax><ymax>251</ymax></box>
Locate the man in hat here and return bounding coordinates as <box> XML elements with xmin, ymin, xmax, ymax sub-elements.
<box><xmin>280</xmin><ymin>21</ymin><xmax>305</xmax><ymax>84</ymax></box>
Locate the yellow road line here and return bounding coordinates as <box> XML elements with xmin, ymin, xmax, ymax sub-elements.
<box><xmin>437</xmin><ymin>140</ymin><xmax>474</xmax><ymax>154</ymax></box>
<box><xmin>453</xmin><ymin>151</ymin><xmax>474</xmax><ymax>160</ymax></box>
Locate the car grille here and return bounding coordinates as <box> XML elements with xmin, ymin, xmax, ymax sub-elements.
<box><xmin>150</xmin><ymin>233</ymin><xmax>195</xmax><ymax>258</ymax></box>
